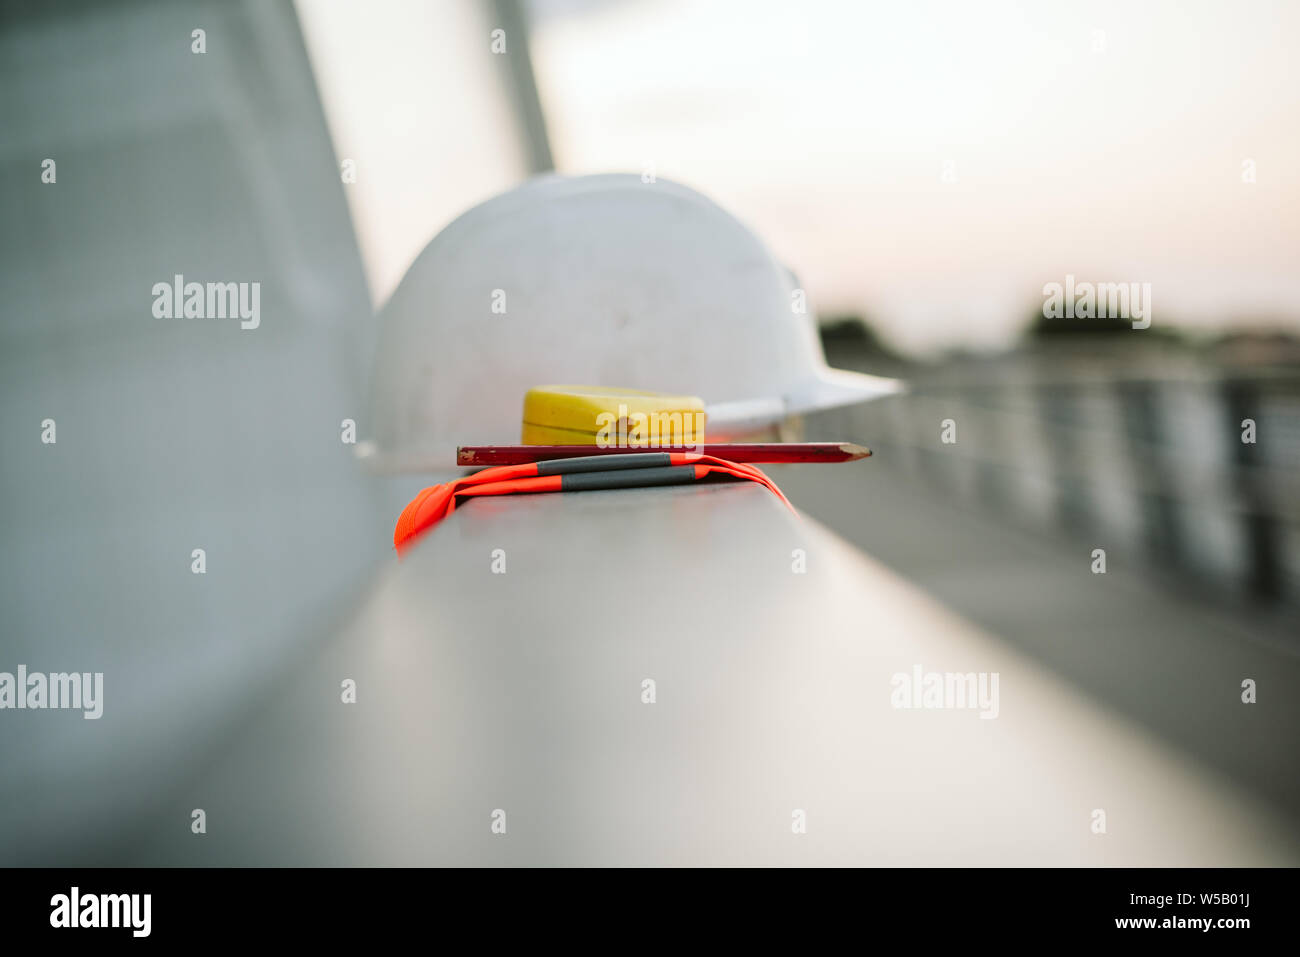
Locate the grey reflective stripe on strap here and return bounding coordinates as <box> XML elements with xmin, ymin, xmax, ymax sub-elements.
<box><xmin>537</xmin><ymin>452</ymin><xmax>673</xmax><ymax>475</ymax></box>
<box><xmin>559</xmin><ymin>465</ymin><xmax>697</xmax><ymax>492</ymax></box>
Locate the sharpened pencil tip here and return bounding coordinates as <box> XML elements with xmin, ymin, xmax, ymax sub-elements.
<box><xmin>838</xmin><ymin>442</ymin><xmax>871</xmax><ymax>459</ymax></box>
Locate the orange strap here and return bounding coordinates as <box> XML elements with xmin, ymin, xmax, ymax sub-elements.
<box><xmin>393</xmin><ymin>455</ymin><xmax>792</xmax><ymax>555</ymax></box>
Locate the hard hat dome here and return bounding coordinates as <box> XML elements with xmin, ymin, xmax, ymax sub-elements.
<box><xmin>363</xmin><ymin>173</ymin><xmax>898</xmax><ymax>471</ymax></box>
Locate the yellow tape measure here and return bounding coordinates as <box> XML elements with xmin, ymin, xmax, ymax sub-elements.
<box><xmin>522</xmin><ymin>385</ymin><xmax>706</xmax><ymax>447</ymax></box>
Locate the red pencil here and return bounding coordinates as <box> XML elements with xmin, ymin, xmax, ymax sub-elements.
<box><xmin>456</xmin><ymin>442</ymin><xmax>871</xmax><ymax>466</ymax></box>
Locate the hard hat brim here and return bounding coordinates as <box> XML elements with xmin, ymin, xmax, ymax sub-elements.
<box><xmin>787</xmin><ymin>367</ymin><xmax>905</xmax><ymax>415</ymax></box>
<box><xmin>705</xmin><ymin>368</ymin><xmax>904</xmax><ymax>436</ymax></box>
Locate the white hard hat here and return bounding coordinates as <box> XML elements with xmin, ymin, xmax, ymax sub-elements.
<box><xmin>361</xmin><ymin>173</ymin><xmax>900</xmax><ymax>471</ymax></box>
